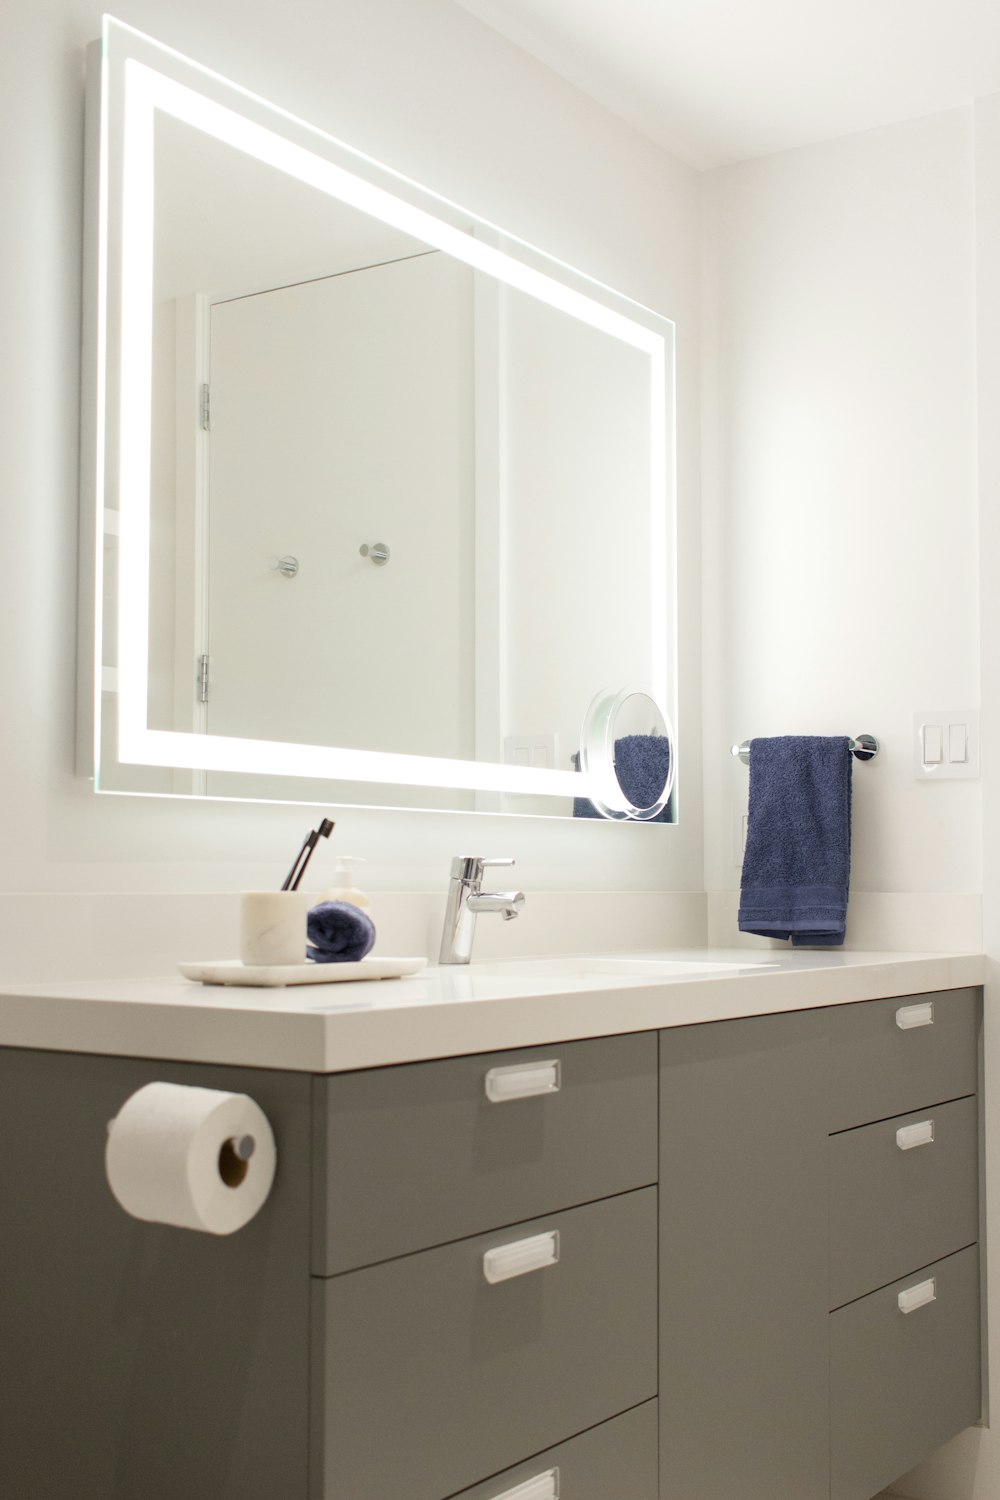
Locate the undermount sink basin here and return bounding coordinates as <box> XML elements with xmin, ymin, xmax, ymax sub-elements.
<box><xmin>464</xmin><ymin>955</ymin><xmax>780</xmax><ymax>980</ymax></box>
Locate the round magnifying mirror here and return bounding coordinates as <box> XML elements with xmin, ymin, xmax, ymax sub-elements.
<box><xmin>579</xmin><ymin>687</ymin><xmax>676</xmax><ymax>821</ymax></box>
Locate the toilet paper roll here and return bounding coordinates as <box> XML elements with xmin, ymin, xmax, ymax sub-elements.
<box><xmin>105</xmin><ymin>1082</ymin><xmax>277</xmax><ymax>1235</ymax></box>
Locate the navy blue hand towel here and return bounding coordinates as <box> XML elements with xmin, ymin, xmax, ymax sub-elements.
<box><xmin>307</xmin><ymin>900</ymin><xmax>376</xmax><ymax>963</ymax></box>
<box><xmin>738</xmin><ymin>736</ymin><xmax>852</xmax><ymax>947</ymax></box>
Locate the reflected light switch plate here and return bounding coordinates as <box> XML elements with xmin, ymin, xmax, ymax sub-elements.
<box><xmin>913</xmin><ymin>711</ymin><xmax>979</xmax><ymax>779</ymax></box>
<box><xmin>504</xmin><ymin>733</ymin><xmax>558</xmax><ymax>771</ymax></box>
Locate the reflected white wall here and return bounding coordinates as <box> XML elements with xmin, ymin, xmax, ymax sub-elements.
<box><xmin>503</xmin><ymin>290</ymin><xmax>659</xmax><ymax>778</ymax></box>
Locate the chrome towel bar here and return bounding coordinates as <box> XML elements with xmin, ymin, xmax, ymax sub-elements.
<box><xmin>731</xmin><ymin>734</ymin><xmax>879</xmax><ymax>766</ymax></box>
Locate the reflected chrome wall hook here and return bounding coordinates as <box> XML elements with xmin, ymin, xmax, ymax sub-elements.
<box><xmin>269</xmin><ymin>555</ymin><xmax>300</xmax><ymax>578</ymax></box>
<box><xmin>360</xmin><ymin>542</ymin><xmax>390</xmax><ymax>566</ymax></box>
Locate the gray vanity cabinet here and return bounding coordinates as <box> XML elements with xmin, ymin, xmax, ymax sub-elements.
<box><xmin>826</xmin><ymin>987</ymin><xmax>979</xmax><ymax>1131</ymax></box>
<box><xmin>312</xmin><ymin>1191</ymin><xmax>658</xmax><ymax>1500</ymax></box>
<box><xmin>831</xmin><ymin>1245</ymin><xmax>981</xmax><ymax>1500</ymax></box>
<box><xmin>659</xmin><ymin>988</ymin><xmax>982</xmax><ymax>1500</ymax></box>
<box><xmin>0</xmin><ymin>1033</ymin><xmax>660</xmax><ymax>1500</ymax></box>
<box><xmin>828</xmin><ymin>1095</ymin><xmax>979</xmax><ymax>1308</ymax></box>
<box><xmin>309</xmin><ymin>1033</ymin><xmax>660</xmax><ymax>1500</ymax></box>
<box><xmin>311</xmin><ymin>1032</ymin><xmax>659</xmax><ymax>1272</ymax></box>
<box><xmin>0</xmin><ymin>1049</ymin><xmax>314</xmax><ymax>1500</ymax></box>
<box><xmin>449</xmin><ymin>1400</ymin><xmax>659</xmax><ymax>1499</ymax></box>
<box><xmin>0</xmin><ymin>989</ymin><xmax>982</xmax><ymax>1500</ymax></box>
<box><xmin>659</xmin><ymin>1011</ymin><xmax>831</xmax><ymax>1500</ymax></box>
<box><xmin>827</xmin><ymin>989</ymin><xmax>982</xmax><ymax>1500</ymax></box>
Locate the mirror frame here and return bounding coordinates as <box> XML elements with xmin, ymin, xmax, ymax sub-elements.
<box><xmin>78</xmin><ymin>16</ymin><xmax>677</xmax><ymax>811</ymax></box>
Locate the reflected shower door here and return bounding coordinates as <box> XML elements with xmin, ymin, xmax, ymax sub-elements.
<box><xmin>202</xmin><ymin>251</ymin><xmax>475</xmax><ymax>797</ymax></box>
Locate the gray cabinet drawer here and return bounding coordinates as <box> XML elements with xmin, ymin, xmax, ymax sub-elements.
<box><xmin>827</xmin><ymin>988</ymin><xmax>979</xmax><ymax>1132</ymax></box>
<box><xmin>311</xmin><ymin>1187</ymin><xmax>658</xmax><ymax>1500</ymax></box>
<box><xmin>829</xmin><ymin>1094</ymin><xmax>978</xmax><ymax>1308</ymax></box>
<box><xmin>312</xmin><ymin>1033</ymin><xmax>657</xmax><ymax>1272</ymax></box>
<box><xmin>830</xmin><ymin>1245</ymin><xmax>981</xmax><ymax>1500</ymax></box>
<box><xmin>451</xmin><ymin>1400</ymin><xmax>658</xmax><ymax>1500</ymax></box>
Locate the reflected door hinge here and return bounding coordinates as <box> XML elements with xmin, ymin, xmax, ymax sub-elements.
<box><xmin>197</xmin><ymin>654</ymin><xmax>210</xmax><ymax>704</ymax></box>
<box><xmin>199</xmin><ymin>382</ymin><xmax>210</xmax><ymax>432</ymax></box>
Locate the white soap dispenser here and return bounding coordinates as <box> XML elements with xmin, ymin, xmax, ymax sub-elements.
<box><xmin>320</xmin><ymin>856</ymin><xmax>370</xmax><ymax>908</ymax></box>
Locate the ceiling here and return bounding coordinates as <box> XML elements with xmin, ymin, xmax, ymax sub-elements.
<box><xmin>454</xmin><ymin>0</ymin><xmax>1000</xmax><ymax>168</ymax></box>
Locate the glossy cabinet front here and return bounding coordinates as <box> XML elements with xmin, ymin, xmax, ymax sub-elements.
<box><xmin>659</xmin><ymin>1009</ymin><xmax>831</xmax><ymax>1500</ymax></box>
<box><xmin>831</xmin><ymin>1246</ymin><xmax>981</xmax><ymax>1500</ymax></box>
<box><xmin>0</xmin><ymin>1050</ymin><xmax>314</xmax><ymax>1500</ymax></box>
<box><xmin>311</xmin><ymin>1032</ymin><xmax>658</xmax><ymax>1273</ymax></box>
<box><xmin>312</xmin><ymin>1192</ymin><xmax>657</xmax><ymax>1500</ymax></box>
<box><xmin>0</xmin><ymin>988</ymin><xmax>982</xmax><ymax>1500</ymax></box>
<box><xmin>659</xmin><ymin>988</ymin><xmax>982</xmax><ymax>1500</ymax></box>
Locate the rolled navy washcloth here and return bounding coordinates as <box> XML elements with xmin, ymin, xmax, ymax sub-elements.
<box><xmin>306</xmin><ymin>900</ymin><xmax>376</xmax><ymax>963</ymax></box>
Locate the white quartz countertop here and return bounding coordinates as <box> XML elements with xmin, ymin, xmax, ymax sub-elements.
<box><xmin>0</xmin><ymin>948</ymin><xmax>984</xmax><ymax>1073</ymax></box>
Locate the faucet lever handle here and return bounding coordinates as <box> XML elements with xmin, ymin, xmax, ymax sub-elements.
<box><xmin>450</xmin><ymin>856</ymin><xmax>515</xmax><ymax>883</ymax></box>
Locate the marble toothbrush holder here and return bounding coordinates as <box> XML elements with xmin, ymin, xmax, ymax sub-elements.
<box><xmin>240</xmin><ymin>891</ymin><xmax>312</xmax><ymax>967</ymax></box>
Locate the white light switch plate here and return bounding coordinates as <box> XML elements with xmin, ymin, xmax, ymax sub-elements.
<box><xmin>913</xmin><ymin>710</ymin><xmax>980</xmax><ymax>779</ymax></box>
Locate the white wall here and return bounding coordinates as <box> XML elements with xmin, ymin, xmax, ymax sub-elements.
<box><xmin>886</xmin><ymin>91</ymin><xmax>1000</xmax><ymax>1500</ymax></box>
<box><xmin>701</xmin><ymin>108</ymin><xmax>982</xmax><ymax>948</ymax></box>
<box><xmin>700</xmin><ymin>98</ymin><xmax>992</xmax><ymax>1500</ymax></box>
<box><xmin>0</xmin><ymin>0</ymin><xmax>704</xmax><ymax>978</ymax></box>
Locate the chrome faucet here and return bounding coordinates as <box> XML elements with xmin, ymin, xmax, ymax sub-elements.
<box><xmin>439</xmin><ymin>856</ymin><xmax>525</xmax><ymax>965</ymax></box>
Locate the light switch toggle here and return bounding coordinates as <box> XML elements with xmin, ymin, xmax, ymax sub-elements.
<box><xmin>948</xmin><ymin>723</ymin><xmax>968</xmax><ymax>763</ymax></box>
<box><xmin>922</xmin><ymin>725</ymin><xmax>943</xmax><ymax>764</ymax></box>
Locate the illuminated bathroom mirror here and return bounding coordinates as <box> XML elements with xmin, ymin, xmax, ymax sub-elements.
<box><xmin>78</xmin><ymin>17</ymin><xmax>677</xmax><ymax>819</ymax></box>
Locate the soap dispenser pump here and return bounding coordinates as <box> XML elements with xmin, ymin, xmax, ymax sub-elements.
<box><xmin>321</xmin><ymin>856</ymin><xmax>369</xmax><ymax>908</ymax></box>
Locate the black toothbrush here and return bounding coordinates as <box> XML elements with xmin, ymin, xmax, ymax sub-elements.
<box><xmin>281</xmin><ymin>818</ymin><xmax>335</xmax><ymax>892</ymax></box>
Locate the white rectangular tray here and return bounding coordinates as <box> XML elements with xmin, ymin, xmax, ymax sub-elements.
<box><xmin>179</xmin><ymin>957</ymin><xmax>427</xmax><ymax>988</ymax></box>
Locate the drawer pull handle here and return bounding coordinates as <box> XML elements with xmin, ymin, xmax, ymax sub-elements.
<box><xmin>490</xmin><ymin>1468</ymin><xmax>560</xmax><ymax>1500</ymax></box>
<box><xmin>484</xmin><ymin>1230</ymin><xmax>560</xmax><ymax>1284</ymax></box>
<box><xmin>898</xmin><ymin>1277</ymin><xmax>937</xmax><ymax>1315</ymax></box>
<box><xmin>485</xmin><ymin>1059</ymin><xmax>561</xmax><ymax>1103</ymax></box>
<box><xmin>896</xmin><ymin>1002</ymin><xmax>934</xmax><ymax>1030</ymax></box>
<box><xmin>896</xmin><ymin>1120</ymin><xmax>935</xmax><ymax>1151</ymax></box>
